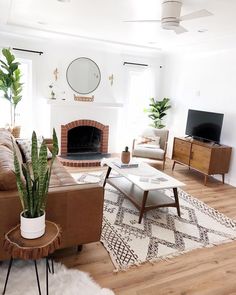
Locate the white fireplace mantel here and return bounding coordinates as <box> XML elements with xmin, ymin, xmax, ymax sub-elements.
<box><xmin>47</xmin><ymin>99</ymin><xmax>123</xmax><ymax>108</ymax></box>
<box><xmin>48</xmin><ymin>99</ymin><xmax>122</xmax><ymax>153</ymax></box>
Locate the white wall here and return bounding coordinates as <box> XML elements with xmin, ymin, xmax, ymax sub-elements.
<box><xmin>0</xmin><ymin>32</ymin><xmax>162</xmax><ymax>152</ymax></box>
<box><xmin>161</xmin><ymin>49</ymin><xmax>236</xmax><ymax>186</ymax></box>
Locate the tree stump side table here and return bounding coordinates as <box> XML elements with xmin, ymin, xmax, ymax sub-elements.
<box><xmin>2</xmin><ymin>221</ymin><xmax>61</xmax><ymax>295</ymax></box>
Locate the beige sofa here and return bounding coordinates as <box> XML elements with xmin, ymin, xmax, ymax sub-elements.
<box><xmin>0</xmin><ymin>129</ymin><xmax>104</xmax><ymax>261</ymax></box>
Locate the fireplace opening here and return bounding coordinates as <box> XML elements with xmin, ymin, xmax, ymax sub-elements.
<box><xmin>67</xmin><ymin>126</ymin><xmax>101</xmax><ymax>154</ymax></box>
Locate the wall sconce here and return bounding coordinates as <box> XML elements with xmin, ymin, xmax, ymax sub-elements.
<box><xmin>109</xmin><ymin>74</ymin><xmax>114</xmax><ymax>86</ymax></box>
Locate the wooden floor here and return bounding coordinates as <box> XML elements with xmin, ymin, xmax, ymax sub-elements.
<box><xmin>58</xmin><ymin>159</ymin><xmax>236</xmax><ymax>295</ymax></box>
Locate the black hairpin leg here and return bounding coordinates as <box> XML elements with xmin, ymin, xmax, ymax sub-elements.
<box><xmin>51</xmin><ymin>259</ymin><xmax>54</xmax><ymax>274</ymax></box>
<box><xmin>47</xmin><ymin>257</ymin><xmax>54</xmax><ymax>274</ymax></box>
<box><xmin>34</xmin><ymin>260</ymin><xmax>42</xmax><ymax>295</ymax></box>
<box><xmin>46</xmin><ymin>258</ymin><xmax>49</xmax><ymax>295</ymax></box>
<box><xmin>2</xmin><ymin>257</ymin><xmax>13</xmax><ymax>295</ymax></box>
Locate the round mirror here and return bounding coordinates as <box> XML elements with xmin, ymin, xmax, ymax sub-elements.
<box><xmin>66</xmin><ymin>57</ymin><xmax>101</xmax><ymax>94</ymax></box>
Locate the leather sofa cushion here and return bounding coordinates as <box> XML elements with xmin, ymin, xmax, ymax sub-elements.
<box><xmin>0</xmin><ymin>146</ymin><xmax>18</xmax><ymax>191</ymax></box>
<box><xmin>0</xmin><ymin>129</ymin><xmax>15</xmax><ymax>151</ymax></box>
<box><xmin>49</xmin><ymin>159</ymin><xmax>77</xmax><ymax>187</ymax></box>
<box><xmin>0</xmin><ymin>129</ymin><xmax>23</xmax><ymax>163</ymax></box>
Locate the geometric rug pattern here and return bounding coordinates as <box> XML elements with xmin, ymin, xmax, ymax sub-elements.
<box><xmin>72</xmin><ymin>171</ymin><xmax>236</xmax><ymax>270</ymax></box>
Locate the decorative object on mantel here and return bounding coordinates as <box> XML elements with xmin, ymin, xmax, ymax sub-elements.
<box><xmin>109</xmin><ymin>74</ymin><xmax>114</xmax><ymax>86</ymax></box>
<box><xmin>74</xmin><ymin>94</ymin><xmax>94</xmax><ymax>102</ymax></box>
<box><xmin>66</xmin><ymin>57</ymin><xmax>101</xmax><ymax>94</ymax></box>
<box><xmin>72</xmin><ymin>170</ymin><xmax>236</xmax><ymax>271</ymax></box>
<box><xmin>49</xmin><ymin>84</ymin><xmax>56</xmax><ymax>99</ymax></box>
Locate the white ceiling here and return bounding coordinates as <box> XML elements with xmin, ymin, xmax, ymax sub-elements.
<box><xmin>1</xmin><ymin>0</ymin><xmax>236</xmax><ymax>50</ymax></box>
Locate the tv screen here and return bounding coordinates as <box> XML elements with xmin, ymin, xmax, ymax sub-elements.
<box><xmin>185</xmin><ymin>109</ymin><xmax>224</xmax><ymax>143</ymax></box>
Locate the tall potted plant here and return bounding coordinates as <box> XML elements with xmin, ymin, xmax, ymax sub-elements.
<box><xmin>13</xmin><ymin>129</ymin><xmax>58</xmax><ymax>239</ymax></box>
<box><xmin>145</xmin><ymin>97</ymin><xmax>171</xmax><ymax>129</ymax></box>
<box><xmin>0</xmin><ymin>48</ymin><xmax>23</xmax><ymax>136</ymax></box>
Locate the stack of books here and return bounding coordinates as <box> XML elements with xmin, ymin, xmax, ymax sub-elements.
<box><xmin>112</xmin><ymin>160</ymin><xmax>139</xmax><ymax>169</ymax></box>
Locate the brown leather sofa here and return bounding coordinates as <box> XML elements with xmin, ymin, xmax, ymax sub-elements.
<box><xmin>0</xmin><ymin>129</ymin><xmax>104</xmax><ymax>260</ymax></box>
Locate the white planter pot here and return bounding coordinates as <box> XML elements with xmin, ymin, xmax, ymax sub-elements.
<box><xmin>20</xmin><ymin>211</ymin><xmax>46</xmax><ymax>239</ymax></box>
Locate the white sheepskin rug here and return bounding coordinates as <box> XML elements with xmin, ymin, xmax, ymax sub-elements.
<box><xmin>0</xmin><ymin>260</ymin><xmax>115</xmax><ymax>295</ymax></box>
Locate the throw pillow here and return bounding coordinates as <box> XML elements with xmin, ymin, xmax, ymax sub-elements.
<box><xmin>138</xmin><ymin>143</ymin><xmax>160</xmax><ymax>149</ymax></box>
<box><xmin>17</xmin><ymin>137</ymin><xmax>52</xmax><ymax>163</ymax></box>
<box><xmin>137</xmin><ymin>137</ymin><xmax>150</xmax><ymax>144</ymax></box>
<box><xmin>145</xmin><ymin>136</ymin><xmax>160</xmax><ymax>146</ymax></box>
<box><xmin>137</xmin><ymin>136</ymin><xmax>160</xmax><ymax>148</ymax></box>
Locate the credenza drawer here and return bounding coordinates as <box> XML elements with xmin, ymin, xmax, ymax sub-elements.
<box><xmin>190</xmin><ymin>144</ymin><xmax>211</xmax><ymax>173</ymax></box>
<box><xmin>172</xmin><ymin>138</ymin><xmax>191</xmax><ymax>165</ymax></box>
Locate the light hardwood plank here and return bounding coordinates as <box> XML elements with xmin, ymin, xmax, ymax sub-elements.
<box><xmin>59</xmin><ymin>158</ymin><xmax>236</xmax><ymax>295</ymax></box>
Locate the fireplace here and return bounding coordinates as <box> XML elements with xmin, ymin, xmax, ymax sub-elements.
<box><xmin>68</xmin><ymin>126</ymin><xmax>101</xmax><ymax>154</ymax></box>
<box><xmin>61</xmin><ymin>120</ymin><xmax>109</xmax><ymax>157</ymax></box>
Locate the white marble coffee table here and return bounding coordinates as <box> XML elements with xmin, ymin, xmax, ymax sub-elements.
<box><xmin>102</xmin><ymin>158</ymin><xmax>185</xmax><ymax>223</ymax></box>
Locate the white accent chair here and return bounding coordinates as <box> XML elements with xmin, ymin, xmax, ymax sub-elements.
<box><xmin>132</xmin><ymin>128</ymin><xmax>169</xmax><ymax>170</ymax></box>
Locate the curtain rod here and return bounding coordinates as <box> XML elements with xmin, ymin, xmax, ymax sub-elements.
<box><xmin>12</xmin><ymin>47</ymin><xmax>43</xmax><ymax>55</ymax></box>
<box><xmin>123</xmin><ymin>62</ymin><xmax>148</xmax><ymax>67</ymax></box>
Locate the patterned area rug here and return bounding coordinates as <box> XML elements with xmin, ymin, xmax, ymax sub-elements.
<box><xmin>72</xmin><ymin>171</ymin><xmax>236</xmax><ymax>271</ymax></box>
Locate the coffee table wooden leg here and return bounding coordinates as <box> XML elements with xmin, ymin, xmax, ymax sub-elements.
<box><xmin>138</xmin><ymin>191</ymin><xmax>149</xmax><ymax>224</ymax></box>
<box><xmin>173</xmin><ymin>187</ymin><xmax>181</xmax><ymax>217</ymax></box>
<box><xmin>172</xmin><ymin>161</ymin><xmax>176</xmax><ymax>171</ymax></box>
<box><xmin>103</xmin><ymin>167</ymin><xmax>112</xmax><ymax>187</ymax></box>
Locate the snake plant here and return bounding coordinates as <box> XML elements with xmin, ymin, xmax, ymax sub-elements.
<box><xmin>13</xmin><ymin>129</ymin><xmax>58</xmax><ymax>218</ymax></box>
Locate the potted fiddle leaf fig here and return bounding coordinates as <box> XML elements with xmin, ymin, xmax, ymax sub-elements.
<box><xmin>13</xmin><ymin>129</ymin><xmax>58</xmax><ymax>239</ymax></box>
<box><xmin>145</xmin><ymin>97</ymin><xmax>171</xmax><ymax>129</ymax></box>
<box><xmin>0</xmin><ymin>48</ymin><xmax>23</xmax><ymax>137</ymax></box>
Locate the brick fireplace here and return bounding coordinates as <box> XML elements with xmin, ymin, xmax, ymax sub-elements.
<box><xmin>59</xmin><ymin>119</ymin><xmax>109</xmax><ymax>167</ymax></box>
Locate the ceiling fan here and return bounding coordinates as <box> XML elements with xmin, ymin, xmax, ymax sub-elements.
<box><xmin>124</xmin><ymin>0</ymin><xmax>213</xmax><ymax>34</ymax></box>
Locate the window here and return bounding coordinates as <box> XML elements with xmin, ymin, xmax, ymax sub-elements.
<box><xmin>0</xmin><ymin>57</ymin><xmax>32</xmax><ymax>137</ymax></box>
<box><xmin>121</xmin><ymin>66</ymin><xmax>157</xmax><ymax>147</ymax></box>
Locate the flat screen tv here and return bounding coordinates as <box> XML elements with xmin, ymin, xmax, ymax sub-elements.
<box><xmin>185</xmin><ymin>109</ymin><xmax>224</xmax><ymax>143</ymax></box>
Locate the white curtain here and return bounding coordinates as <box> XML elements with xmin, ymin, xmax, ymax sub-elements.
<box><xmin>120</xmin><ymin>66</ymin><xmax>156</xmax><ymax>149</ymax></box>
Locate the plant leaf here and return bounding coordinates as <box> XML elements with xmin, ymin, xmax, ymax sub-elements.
<box><xmin>31</xmin><ymin>131</ymin><xmax>39</xmax><ymax>181</ymax></box>
<box><xmin>13</xmin><ymin>146</ymin><xmax>27</xmax><ymax>211</ymax></box>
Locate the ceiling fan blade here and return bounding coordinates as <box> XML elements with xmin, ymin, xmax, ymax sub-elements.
<box><xmin>123</xmin><ymin>20</ymin><xmax>161</xmax><ymax>23</ymax></box>
<box><xmin>174</xmin><ymin>25</ymin><xmax>188</xmax><ymax>34</ymax></box>
<box><xmin>180</xmin><ymin>9</ymin><xmax>213</xmax><ymax>21</ymax></box>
